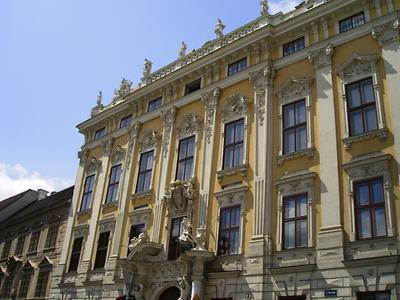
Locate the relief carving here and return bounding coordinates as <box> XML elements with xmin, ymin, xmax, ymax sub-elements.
<box><xmin>202</xmin><ymin>88</ymin><xmax>221</xmax><ymax>143</ymax></box>
<box><xmin>220</xmin><ymin>94</ymin><xmax>249</xmax><ymax>123</ymax></box>
<box><xmin>112</xmin><ymin>78</ymin><xmax>132</xmax><ymax>103</ymax></box>
<box><xmin>176</xmin><ymin>113</ymin><xmax>203</xmax><ymax>139</ymax></box>
<box><xmin>336</xmin><ymin>53</ymin><xmax>380</xmax><ymax>82</ymax></box>
<box><xmin>138</xmin><ymin>129</ymin><xmax>161</xmax><ymax>152</ymax></box>
<box><xmin>163</xmin><ymin>179</ymin><xmax>196</xmax><ymax>216</ymax></box>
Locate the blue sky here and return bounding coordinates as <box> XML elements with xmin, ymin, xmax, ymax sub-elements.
<box><xmin>0</xmin><ymin>0</ymin><xmax>301</xmax><ymax>198</ymax></box>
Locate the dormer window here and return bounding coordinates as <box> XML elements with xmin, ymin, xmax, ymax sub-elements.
<box><xmin>185</xmin><ymin>79</ymin><xmax>201</xmax><ymax>95</ymax></box>
<box><xmin>94</xmin><ymin>127</ymin><xmax>106</xmax><ymax>140</ymax></box>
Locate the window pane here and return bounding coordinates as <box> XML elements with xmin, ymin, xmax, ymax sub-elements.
<box><xmin>176</xmin><ymin>163</ymin><xmax>185</xmax><ymax>180</ymax></box>
<box><xmin>184</xmin><ymin>160</ymin><xmax>193</xmax><ymax>180</ymax></box>
<box><xmin>348</xmin><ymin>84</ymin><xmax>361</xmax><ymax>108</ymax></box>
<box><xmin>374</xmin><ymin>207</ymin><xmax>387</xmax><ymax>237</ymax></box>
<box><xmin>350</xmin><ymin>110</ymin><xmax>364</xmax><ymax>135</ymax></box>
<box><xmin>364</xmin><ymin>107</ymin><xmax>378</xmax><ymax>132</ymax></box>
<box><xmin>235</xmin><ymin>120</ymin><xmax>244</xmax><ymax>142</ymax></box>
<box><xmin>297</xmin><ymin>196</ymin><xmax>308</xmax><ymax>217</ymax></box>
<box><xmin>179</xmin><ymin>140</ymin><xmax>187</xmax><ymax>159</ymax></box>
<box><xmin>358</xmin><ymin>209</ymin><xmax>372</xmax><ymax>239</ymax></box>
<box><xmin>284</xmin><ymin>199</ymin><xmax>296</xmax><ymax>219</ymax></box>
<box><xmin>146</xmin><ymin>152</ymin><xmax>153</xmax><ymax>170</ymax></box>
<box><xmin>224</xmin><ymin>147</ymin><xmax>234</xmax><ymax>168</ymax></box>
<box><xmin>362</xmin><ymin>80</ymin><xmax>375</xmax><ymax>104</ymax></box>
<box><xmin>353</xmin><ymin>13</ymin><xmax>365</xmax><ymax>27</ymax></box>
<box><xmin>297</xmin><ymin>219</ymin><xmax>308</xmax><ymax>247</ymax></box>
<box><xmin>218</xmin><ymin>231</ymin><xmax>229</xmax><ymax>255</ymax></box>
<box><xmin>284</xmin><ymin>221</ymin><xmax>295</xmax><ymax>249</ymax></box>
<box><xmin>356</xmin><ymin>183</ymin><xmax>370</xmax><ymax>205</ymax></box>
<box><xmin>186</xmin><ymin>138</ymin><xmax>195</xmax><ymax>156</ymax></box>
<box><xmin>137</xmin><ymin>175</ymin><xmax>145</xmax><ymax>192</ymax></box>
<box><xmin>221</xmin><ymin>209</ymin><xmax>230</xmax><ymax>229</ymax></box>
<box><xmin>296</xmin><ymin>126</ymin><xmax>307</xmax><ymax>150</ymax></box>
<box><xmin>296</xmin><ymin>101</ymin><xmax>306</xmax><ymax>123</ymax></box>
<box><xmin>144</xmin><ymin>172</ymin><xmax>152</xmax><ymax>191</ymax></box>
<box><xmin>230</xmin><ymin>230</ymin><xmax>239</xmax><ymax>254</ymax></box>
<box><xmin>231</xmin><ymin>207</ymin><xmax>240</xmax><ymax>227</ymax></box>
<box><xmin>225</xmin><ymin>123</ymin><xmax>235</xmax><ymax>145</ymax></box>
<box><xmin>284</xmin><ymin>129</ymin><xmax>296</xmax><ymax>153</ymax></box>
<box><xmin>234</xmin><ymin>144</ymin><xmax>243</xmax><ymax>166</ymax></box>
<box><xmin>295</xmin><ymin>38</ymin><xmax>305</xmax><ymax>51</ymax></box>
<box><xmin>283</xmin><ymin>105</ymin><xmax>295</xmax><ymax>128</ymax></box>
<box><xmin>371</xmin><ymin>180</ymin><xmax>384</xmax><ymax>203</ymax></box>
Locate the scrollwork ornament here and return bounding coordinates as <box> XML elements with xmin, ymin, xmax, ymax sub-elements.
<box><xmin>201</xmin><ymin>88</ymin><xmax>221</xmax><ymax>143</ymax></box>
<box><xmin>102</xmin><ymin>138</ymin><xmax>114</xmax><ymax>157</ymax></box>
<box><xmin>249</xmin><ymin>63</ymin><xmax>275</xmax><ymax>89</ymax></box>
<box><xmin>176</xmin><ymin>113</ymin><xmax>203</xmax><ymax>138</ymax></box>
<box><xmin>138</xmin><ymin>129</ymin><xmax>160</xmax><ymax>152</ymax></box>
<box><xmin>256</xmin><ymin>89</ymin><xmax>266</xmax><ymax>126</ymax></box>
<box><xmin>112</xmin><ymin>78</ymin><xmax>132</xmax><ymax>103</ymax></box>
<box><xmin>160</xmin><ymin>106</ymin><xmax>176</xmax><ymax>158</ymax></box>
<box><xmin>220</xmin><ymin>94</ymin><xmax>249</xmax><ymax>123</ymax></box>
<box><xmin>163</xmin><ymin>179</ymin><xmax>196</xmax><ymax>216</ymax></box>
<box><xmin>110</xmin><ymin>145</ymin><xmax>126</xmax><ymax>165</ymax></box>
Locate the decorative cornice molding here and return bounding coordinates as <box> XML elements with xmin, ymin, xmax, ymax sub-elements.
<box><xmin>201</xmin><ymin>88</ymin><xmax>221</xmax><ymax>143</ymax></box>
<box><xmin>308</xmin><ymin>43</ymin><xmax>334</xmax><ymax>69</ymax></box>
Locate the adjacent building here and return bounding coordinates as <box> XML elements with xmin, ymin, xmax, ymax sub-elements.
<box><xmin>0</xmin><ymin>186</ymin><xmax>73</xmax><ymax>299</ymax></box>
<box><xmin>51</xmin><ymin>0</ymin><xmax>400</xmax><ymax>299</ymax></box>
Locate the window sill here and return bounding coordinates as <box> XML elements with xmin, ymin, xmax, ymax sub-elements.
<box><xmin>77</xmin><ymin>209</ymin><xmax>92</xmax><ymax>217</ymax></box>
<box><xmin>274</xmin><ymin>247</ymin><xmax>316</xmax><ymax>269</ymax></box>
<box><xmin>277</xmin><ymin>147</ymin><xmax>314</xmax><ymax>166</ymax></box>
<box><xmin>101</xmin><ymin>201</ymin><xmax>118</xmax><ymax>209</ymax></box>
<box><xmin>209</xmin><ymin>254</ymin><xmax>244</xmax><ymax>272</ymax></box>
<box><xmin>217</xmin><ymin>164</ymin><xmax>248</xmax><ymax>182</ymax></box>
<box><xmin>131</xmin><ymin>190</ymin><xmax>152</xmax><ymax>202</ymax></box>
<box><xmin>43</xmin><ymin>247</ymin><xmax>56</xmax><ymax>253</ymax></box>
<box><xmin>342</xmin><ymin>128</ymin><xmax>387</xmax><ymax>149</ymax></box>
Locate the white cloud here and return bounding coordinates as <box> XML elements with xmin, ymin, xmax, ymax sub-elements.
<box><xmin>0</xmin><ymin>163</ymin><xmax>74</xmax><ymax>199</ymax></box>
<box><xmin>269</xmin><ymin>0</ymin><xmax>303</xmax><ymax>14</ymax></box>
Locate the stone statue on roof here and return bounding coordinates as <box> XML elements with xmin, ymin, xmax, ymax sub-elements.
<box><xmin>261</xmin><ymin>0</ymin><xmax>269</xmax><ymax>15</ymax></box>
<box><xmin>215</xmin><ymin>18</ymin><xmax>226</xmax><ymax>39</ymax></box>
<box><xmin>179</xmin><ymin>41</ymin><xmax>187</xmax><ymax>59</ymax></box>
<box><xmin>112</xmin><ymin>78</ymin><xmax>132</xmax><ymax>103</ymax></box>
<box><xmin>96</xmin><ymin>91</ymin><xmax>103</xmax><ymax>107</ymax></box>
<box><xmin>143</xmin><ymin>59</ymin><xmax>152</xmax><ymax>78</ymax></box>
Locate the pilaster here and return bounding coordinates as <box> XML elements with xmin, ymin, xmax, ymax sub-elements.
<box><xmin>198</xmin><ymin>88</ymin><xmax>221</xmax><ymax>233</ymax></box>
<box><xmin>308</xmin><ymin>44</ymin><xmax>344</xmax><ymax>266</ymax></box>
<box><xmin>81</xmin><ymin>138</ymin><xmax>113</xmax><ymax>270</ymax></box>
<box><xmin>248</xmin><ymin>63</ymin><xmax>275</xmax><ymax>256</ymax></box>
<box><xmin>152</xmin><ymin>106</ymin><xmax>176</xmax><ymax>243</ymax></box>
<box><xmin>372</xmin><ymin>16</ymin><xmax>400</xmax><ymax>183</ymax></box>
<box><xmin>110</xmin><ymin>122</ymin><xmax>141</xmax><ymax>259</ymax></box>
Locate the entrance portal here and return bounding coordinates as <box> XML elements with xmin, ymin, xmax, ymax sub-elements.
<box><xmin>159</xmin><ymin>286</ymin><xmax>181</xmax><ymax>300</ymax></box>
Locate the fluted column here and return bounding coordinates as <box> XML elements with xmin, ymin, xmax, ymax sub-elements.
<box><xmin>198</xmin><ymin>88</ymin><xmax>221</xmax><ymax>232</ymax></box>
<box><xmin>248</xmin><ymin>63</ymin><xmax>275</xmax><ymax>258</ymax></box>
<box><xmin>152</xmin><ymin>106</ymin><xmax>176</xmax><ymax>243</ymax></box>
<box><xmin>309</xmin><ymin>44</ymin><xmax>343</xmax><ymax>264</ymax></box>
<box><xmin>110</xmin><ymin>122</ymin><xmax>141</xmax><ymax>257</ymax></box>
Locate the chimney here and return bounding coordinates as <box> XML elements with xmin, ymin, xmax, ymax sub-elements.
<box><xmin>37</xmin><ymin>189</ymin><xmax>49</xmax><ymax>200</ymax></box>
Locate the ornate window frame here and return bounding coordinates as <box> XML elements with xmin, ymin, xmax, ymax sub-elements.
<box><xmin>131</xmin><ymin>129</ymin><xmax>161</xmax><ymax>199</ymax></box>
<box><xmin>170</xmin><ymin>113</ymin><xmax>203</xmax><ymax>183</ymax></box>
<box><xmin>92</xmin><ymin>218</ymin><xmax>115</xmax><ymax>269</ymax></box>
<box><xmin>275</xmin><ymin>170</ymin><xmax>316</xmax><ymax>251</ymax></box>
<box><xmin>275</xmin><ymin>76</ymin><xmax>314</xmax><ymax>165</ymax></box>
<box><xmin>68</xmin><ymin>224</ymin><xmax>89</xmax><ymax>273</ymax></box>
<box><xmin>336</xmin><ymin>53</ymin><xmax>387</xmax><ymax>149</ymax></box>
<box><xmin>342</xmin><ymin>152</ymin><xmax>394</xmax><ymax>242</ymax></box>
<box><xmin>214</xmin><ymin>185</ymin><xmax>248</xmax><ymax>255</ymax></box>
<box><xmin>217</xmin><ymin>94</ymin><xmax>250</xmax><ymax>181</ymax></box>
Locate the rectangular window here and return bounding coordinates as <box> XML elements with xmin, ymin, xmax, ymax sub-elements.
<box><xmin>81</xmin><ymin>174</ymin><xmax>95</xmax><ymax>211</ymax></box>
<box><xmin>120</xmin><ymin>114</ymin><xmax>132</xmax><ymax>128</ymax></box>
<box><xmin>358</xmin><ymin>292</ymin><xmax>391</xmax><ymax>300</ymax></box>
<box><xmin>283</xmin><ymin>194</ymin><xmax>308</xmax><ymax>249</ymax></box>
<box><xmin>283</xmin><ymin>99</ymin><xmax>307</xmax><ymax>154</ymax></box>
<box><xmin>176</xmin><ymin>136</ymin><xmax>195</xmax><ymax>181</ymax></box>
<box><xmin>355</xmin><ymin>178</ymin><xmax>387</xmax><ymax>240</ymax></box>
<box><xmin>28</xmin><ymin>231</ymin><xmax>41</xmax><ymax>253</ymax></box>
<box><xmin>18</xmin><ymin>271</ymin><xmax>32</xmax><ymax>298</ymax></box>
<box><xmin>223</xmin><ymin>118</ymin><xmax>244</xmax><ymax>169</ymax></box>
<box><xmin>1</xmin><ymin>240</ymin><xmax>11</xmax><ymax>259</ymax></box>
<box><xmin>93</xmin><ymin>231</ymin><xmax>110</xmax><ymax>269</ymax></box>
<box><xmin>1</xmin><ymin>274</ymin><xmax>13</xmax><ymax>297</ymax></box>
<box><xmin>127</xmin><ymin>224</ymin><xmax>145</xmax><ymax>256</ymax></box>
<box><xmin>148</xmin><ymin>97</ymin><xmax>162</xmax><ymax>112</ymax></box>
<box><xmin>105</xmin><ymin>164</ymin><xmax>122</xmax><ymax>203</ymax></box>
<box><xmin>218</xmin><ymin>206</ymin><xmax>240</xmax><ymax>255</ymax></box>
<box><xmin>44</xmin><ymin>225</ymin><xmax>58</xmax><ymax>249</ymax></box>
<box><xmin>136</xmin><ymin>150</ymin><xmax>154</xmax><ymax>193</ymax></box>
<box><xmin>68</xmin><ymin>237</ymin><xmax>83</xmax><ymax>272</ymax></box>
<box><xmin>283</xmin><ymin>37</ymin><xmax>305</xmax><ymax>57</ymax></box>
<box><xmin>228</xmin><ymin>57</ymin><xmax>247</xmax><ymax>76</ymax></box>
<box><xmin>168</xmin><ymin>217</ymin><xmax>184</xmax><ymax>260</ymax></box>
<box><xmin>185</xmin><ymin>78</ymin><xmax>201</xmax><ymax>95</ymax></box>
<box><xmin>339</xmin><ymin>12</ymin><xmax>365</xmax><ymax>33</ymax></box>
<box><xmin>94</xmin><ymin>127</ymin><xmax>106</xmax><ymax>140</ymax></box>
<box><xmin>15</xmin><ymin>235</ymin><xmax>26</xmax><ymax>256</ymax></box>
<box><xmin>346</xmin><ymin>77</ymin><xmax>378</xmax><ymax>136</ymax></box>
<box><xmin>34</xmin><ymin>271</ymin><xmax>49</xmax><ymax>298</ymax></box>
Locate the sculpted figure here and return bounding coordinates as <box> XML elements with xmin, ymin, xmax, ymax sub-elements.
<box><xmin>215</xmin><ymin>18</ymin><xmax>226</xmax><ymax>39</ymax></box>
<box><xmin>179</xmin><ymin>41</ymin><xmax>187</xmax><ymax>59</ymax></box>
<box><xmin>143</xmin><ymin>59</ymin><xmax>153</xmax><ymax>78</ymax></box>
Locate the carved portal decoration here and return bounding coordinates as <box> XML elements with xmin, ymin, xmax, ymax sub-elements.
<box><xmin>112</xmin><ymin>78</ymin><xmax>132</xmax><ymax>103</ymax></box>
<box><xmin>220</xmin><ymin>94</ymin><xmax>249</xmax><ymax>123</ymax></box>
<box><xmin>138</xmin><ymin>129</ymin><xmax>161</xmax><ymax>152</ymax></box>
<box><xmin>163</xmin><ymin>179</ymin><xmax>196</xmax><ymax>217</ymax></box>
<box><xmin>178</xmin><ymin>217</ymin><xmax>207</xmax><ymax>251</ymax></box>
<box><xmin>176</xmin><ymin>113</ymin><xmax>203</xmax><ymax>139</ymax></box>
<box><xmin>336</xmin><ymin>53</ymin><xmax>380</xmax><ymax>82</ymax></box>
<box><xmin>201</xmin><ymin>88</ymin><xmax>221</xmax><ymax>143</ymax></box>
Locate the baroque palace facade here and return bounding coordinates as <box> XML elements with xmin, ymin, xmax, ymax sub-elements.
<box><xmin>51</xmin><ymin>0</ymin><xmax>400</xmax><ymax>299</ymax></box>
